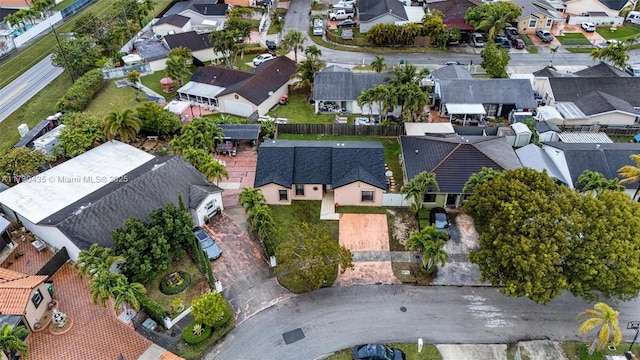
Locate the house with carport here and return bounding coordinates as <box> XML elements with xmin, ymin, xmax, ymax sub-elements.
<box><xmin>0</xmin><ymin>141</ymin><xmax>224</xmax><ymax>260</ymax></box>
<box><xmin>511</xmin><ymin>0</ymin><xmax>565</xmax><ymax>35</ymax></box>
<box><xmin>254</xmin><ymin>140</ymin><xmax>387</xmax><ymax>207</ymax></box>
<box><xmin>313</xmin><ymin>65</ymin><xmax>387</xmax><ymax>115</ymax></box>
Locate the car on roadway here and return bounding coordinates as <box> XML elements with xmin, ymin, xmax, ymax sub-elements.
<box><xmin>536</xmin><ymin>29</ymin><xmax>553</xmax><ymax>42</ymax></box>
<box><xmin>266</xmin><ymin>39</ymin><xmax>277</xmax><ymax>50</ymax></box>
<box><xmin>430</xmin><ymin>207</ymin><xmax>451</xmax><ymax>237</ymax></box>
<box><xmin>253</xmin><ymin>53</ymin><xmax>274</xmax><ymax>66</ymax></box>
<box><xmin>337</xmin><ymin>19</ymin><xmax>357</xmax><ymax>28</ymax></box>
<box><xmin>581</xmin><ymin>22</ymin><xmax>596</xmax><ymax>32</ymax></box>
<box><xmin>194</xmin><ymin>226</ymin><xmax>222</xmax><ymax>261</ymax></box>
<box><xmin>352</xmin><ymin>344</ymin><xmax>406</xmax><ymax>360</ymax></box>
<box><xmin>511</xmin><ymin>38</ymin><xmax>525</xmax><ymax>49</ymax></box>
<box><xmin>444</xmin><ymin>61</ymin><xmax>461</xmax><ymax>65</ymax></box>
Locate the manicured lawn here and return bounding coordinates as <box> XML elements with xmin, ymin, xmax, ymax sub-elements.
<box><xmin>327</xmin><ymin>343</ymin><xmax>442</xmax><ymax>360</ymax></box>
<box><xmin>596</xmin><ymin>24</ymin><xmax>640</xmax><ymax>40</ymax></box>
<box><xmin>561</xmin><ymin>342</ymin><xmax>640</xmax><ymax>360</ymax></box>
<box><xmin>85</xmin><ymin>81</ymin><xmax>140</xmax><ymax>118</ymax></box>
<box><xmin>566</xmin><ymin>47</ymin><xmax>594</xmax><ymax>53</ymax></box>
<box><xmin>267</xmin><ymin>94</ymin><xmax>336</xmax><ymax>123</ymax></box>
<box><xmin>558</xmin><ymin>32</ymin><xmax>592</xmax><ymax>46</ymax></box>
<box><xmin>140</xmin><ymin>71</ymin><xmax>175</xmax><ymax>101</ymax></box>
<box><xmin>520</xmin><ymin>34</ymin><xmax>534</xmax><ymax>45</ymax></box>
<box><xmin>526</xmin><ymin>46</ymin><xmax>539</xmax><ymax>53</ymax></box>
<box><xmin>52</xmin><ymin>0</ymin><xmax>75</xmax><ymax>10</ymax></box>
<box><xmin>269</xmin><ymin>201</ymin><xmax>339</xmax><ymax>250</ymax></box>
<box><xmin>336</xmin><ymin>206</ymin><xmax>387</xmax><ymax>214</ymax></box>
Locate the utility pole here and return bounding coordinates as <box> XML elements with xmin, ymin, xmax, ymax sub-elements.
<box><xmin>51</xmin><ymin>25</ymin><xmax>75</xmax><ymax>83</ymax></box>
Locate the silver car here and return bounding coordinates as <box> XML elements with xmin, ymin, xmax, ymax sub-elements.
<box><xmin>194</xmin><ymin>226</ymin><xmax>222</xmax><ymax>260</ymax></box>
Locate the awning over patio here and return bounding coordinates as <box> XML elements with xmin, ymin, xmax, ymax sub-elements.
<box><xmin>217</xmin><ymin>124</ymin><xmax>260</xmax><ymax>141</ymax></box>
<box><xmin>445</xmin><ymin>103</ymin><xmax>486</xmax><ymax>115</ymax></box>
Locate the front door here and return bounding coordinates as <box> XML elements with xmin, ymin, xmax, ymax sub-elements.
<box><xmin>446</xmin><ymin>194</ymin><xmax>457</xmax><ymax>207</ymax></box>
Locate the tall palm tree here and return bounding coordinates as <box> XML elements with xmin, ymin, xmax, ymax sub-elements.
<box><xmin>200</xmin><ymin>159</ymin><xmax>229</xmax><ymax>185</ymax></box>
<box><xmin>385</xmin><ymin>64</ymin><xmax>429</xmax><ymax>86</ymax></box>
<box><xmin>75</xmin><ymin>244</ymin><xmax>125</xmax><ymax>278</ymax></box>
<box><xmin>291</xmin><ymin>57</ymin><xmax>326</xmax><ymax>94</ymax></box>
<box><xmin>475</xmin><ymin>4</ymin><xmax>521</xmax><ymax>39</ymax></box>
<box><xmin>239</xmin><ymin>188</ymin><xmax>266</xmax><ymax>211</ymax></box>
<box><xmin>401</xmin><ymin>171</ymin><xmax>439</xmax><ymax>229</ymax></box>
<box><xmin>463</xmin><ymin>167</ymin><xmax>502</xmax><ymax>194</ymax></box>
<box><xmin>398</xmin><ymin>82</ymin><xmax>428</xmax><ymax>122</ymax></box>
<box><xmin>371</xmin><ymin>56</ymin><xmax>387</xmax><ymax>73</ymax></box>
<box><xmin>576</xmin><ymin>170</ymin><xmax>624</xmax><ymax>197</ymax></box>
<box><xmin>304</xmin><ymin>45</ymin><xmax>322</xmax><ymax>61</ymax></box>
<box><xmin>89</xmin><ymin>271</ymin><xmax>125</xmax><ymax>308</ymax></box>
<box><xmin>111</xmin><ymin>278</ymin><xmax>146</xmax><ymax>311</ymax></box>
<box><xmin>405</xmin><ymin>226</ymin><xmax>449</xmax><ymax>272</ymax></box>
<box><xmin>578</xmin><ymin>302</ymin><xmax>622</xmax><ymax>355</ymax></box>
<box><xmin>104</xmin><ymin>107</ymin><xmax>141</xmax><ymax>143</ymax></box>
<box><xmin>618</xmin><ymin>154</ymin><xmax>640</xmax><ymax>200</ymax></box>
<box><xmin>281</xmin><ymin>29</ymin><xmax>305</xmax><ymax>63</ymax></box>
<box><xmin>165</xmin><ymin>55</ymin><xmax>191</xmax><ymax>86</ymax></box>
<box><xmin>357</xmin><ymin>88</ymin><xmax>375</xmax><ymax>119</ymax></box>
<box><xmin>0</xmin><ymin>323</ymin><xmax>28</xmax><ymax>360</ymax></box>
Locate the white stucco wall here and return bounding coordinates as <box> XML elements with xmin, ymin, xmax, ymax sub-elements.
<box><xmin>256</xmin><ymin>83</ymin><xmax>289</xmax><ymax>116</ymax></box>
<box><xmin>17</xmin><ymin>214</ymin><xmax>81</xmax><ymax>260</ymax></box>
<box><xmin>359</xmin><ymin>14</ymin><xmax>405</xmax><ymax>33</ymax></box>
<box><xmin>193</xmin><ymin>48</ymin><xmax>223</xmax><ymax>63</ymax></box>
<box><xmin>149</xmin><ymin>58</ymin><xmax>168</xmax><ymax>72</ymax></box>
<box><xmin>334</xmin><ymin>181</ymin><xmax>383</xmax><ymax>206</ymax></box>
<box><xmin>193</xmin><ymin>192</ymin><xmax>224</xmax><ymax>226</ymax></box>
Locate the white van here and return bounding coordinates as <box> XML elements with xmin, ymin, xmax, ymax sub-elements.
<box><xmin>313</xmin><ymin>19</ymin><xmax>323</xmax><ymax>36</ymax></box>
<box><xmin>627</xmin><ymin>11</ymin><xmax>640</xmax><ymax>25</ymax></box>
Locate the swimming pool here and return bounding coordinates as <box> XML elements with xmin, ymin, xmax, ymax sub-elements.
<box><xmin>11</xmin><ymin>23</ymin><xmax>35</xmax><ymax>37</ymax></box>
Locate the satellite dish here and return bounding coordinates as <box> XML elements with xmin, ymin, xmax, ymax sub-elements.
<box><xmin>268</xmin><ymin>91</ymin><xmax>274</xmax><ymax>97</ymax></box>
<box><xmin>385</xmin><ymin>171</ymin><xmax>393</xmax><ymax>177</ymax></box>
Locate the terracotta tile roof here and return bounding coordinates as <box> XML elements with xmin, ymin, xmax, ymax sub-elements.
<box><xmin>0</xmin><ymin>0</ymin><xmax>32</xmax><ymax>7</ymax></box>
<box><xmin>159</xmin><ymin>351</ymin><xmax>185</xmax><ymax>360</ymax></box>
<box><xmin>0</xmin><ymin>267</ymin><xmax>27</xmax><ymax>282</ymax></box>
<box><xmin>0</xmin><ymin>268</ymin><xmax>47</xmax><ymax>315</ymax></box>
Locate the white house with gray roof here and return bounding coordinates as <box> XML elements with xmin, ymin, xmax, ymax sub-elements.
<box><xmin>313</xmin><ymin>66</ymin><xmax>389</xmax><ymax>115</ymax></box>
<box><xmin>357</xmin><ymin>0</ymin><xmax>425</xmax><ymax>33</ymax></box>
<box><xmin>0</xmin><ymin>141</ymin><xmax>223</xmax><ymax>260</ymax></box>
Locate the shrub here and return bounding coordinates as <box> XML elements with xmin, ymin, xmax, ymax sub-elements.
<box><xmin>55</xmin><ymin>69</ymin><xmax>105</xmax><ymax>112</ymax></box>
<box><xmin>159</xmin><ymin>271</ymin><xmax>191</xmax><ymax>295</ymax></box>
<box><xmin>182</xmin><ymin>322</ymin><xmax>212</xmax><ymax>345</ymax></box>
<box><xmin>137</xmin><ymin>293</ymin><xmax>166</xmax><ymax>325</ymax></box>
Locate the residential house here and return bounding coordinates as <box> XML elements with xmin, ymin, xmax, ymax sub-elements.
<box><xmin>0</xmin><ymin>268</ymin><xmax>51</xmax><ymax>336</ymax></box>
<box><xmin>153</xmin><ymin>14</ymin><xmax>192</xmax><ymax>36</ymax></box>
<box><xmin>426</xmin><ymin>0</ymin><xmax>480</xmax><ymax>36</ymax></box>
<box><xmin>133</xmin><ymin>38</ymin><xmax>170</xmax><ymax>71</ymax></box>
<box><xmin>435</xmin><ymin>79</ymin><xmax>536</xmax><ymax>119</ymax></box>
<box><xmin>313</xmin><ymin>65</ymin><xmax>387</xmax><ymax>114</ymax></box>
<box><xmin>164</xmin><ymin>0</ymin><xmax>229</xmax><ymax>32</ymax></box>
<box><xmin>400</xmin><ymin>135</ymin><xmax>522</xmax><ymax>207</ymax></box>
<box><xmin>0</xmin><ymin>0</ymin><xmax>30</xmax><ymax>9</ymax></box>
<box><xmin>164</xmin><ymin>30</ymin><xmax>222</xmax><ymax>65</ymax></box>
<box><xmin>254</xmin><ymin>140</ymin><xmax>387</xmax><ymax>206</ymax></box>
<box><xmin>177</xmin><ymin>56</ymin><xmax>297</xmax><ymax>118</ymax></box>
<box><xmin>357</xmin><ymin>0</ymin><xmax>425</xmax><ymax>33</ymax></box>
<box><xmin>563</xmin><ymin>0</ymin><xmax>630</xmax><ymax>17</ymax></box>
<box><xmin>0</xmin><ymin>141</ymin><xmax>224</xmax><ymax>260</ymax></box>
<box><xmin>512</xmin><ymin>0</ymin><xmax>566</xmax><ymax>35</ymax></box>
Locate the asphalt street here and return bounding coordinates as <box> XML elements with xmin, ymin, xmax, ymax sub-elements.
<box><xmin>0</xmin><ymin>54</ymin><xmax>63</xmax><ymax>123</ymax></box>
<box><xmin>207</xmin><ymin>285</ymin><xmax>640</xmax><ymax>360</ymax></box>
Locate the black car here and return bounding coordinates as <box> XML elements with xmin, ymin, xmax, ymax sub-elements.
<box><xmin>337</xmin><ymin>19</ymin><xmax>357</xmax><ymax>28</ymax></box>
<box><xmin>266</xmin><ymin>39</ymin><xmax>277</xmax><ymax>50</ymax></box>
<box><xmin>429</xmin><ymin>207</ymin><xmax>451</xmax><ymax>237</ymax></box>
<box><xmin>194</xmin><ymin>226</ymin><xmax>222</xmax><ymax>260</ymax></box>
<box><xmin>352</xmin><ymin>344</ymin><xmax>406</xmax><ymax>360</ymax></box>
<box><xmin>504</xmin><ymin>26</ymin><xmax>519</xmax><ymax>40</ymax></box>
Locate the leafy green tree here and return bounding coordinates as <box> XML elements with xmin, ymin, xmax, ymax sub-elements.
<box><xmin>181</xmin><ymin>148</ymin><xmax>229</xmax><ymax>184</ymax></box>
<box><xmin>385</xmin><ymin>63</ymin><xmax>429</xmax><ymax>86</ymax></box>
<box><xmin>576</xmin><ymin>170</ymin><xmax>624</xmax><ymax>197</ymax></box>
<box><xmin>57</xmin><ymin>112</ymin><xmax>105</xmax><ymax>157</ymax></box>
<box><xmin>281</xmin><ymin>29</ymin><xmax>305</xmax><ymax>62</ymax></box>
<box><xmin>170</xmin><ymin>117</ymin><xmax>223</xmax><ymax>155</ymax></box>
<box><xmin>276</xmin><ymin>222</ymin><xmax>354</xmax><ymax>293</ymax></box>
<box><xmin>127</xmin><ymin>70</ymin><xmax>140</xmax><ymax>86</ymax></box>
<box><xmin>165</xmin><ymin>55</ymin><xmax>192</xmax><ymax>87</ymax></box>
<box><xmin>590</xmin><ymin>41</ymin><xmax>630</xmax><ymax>70</ymax></box>
<box><xmin>371</xmin><ymin>56</ymin><xmax>387</xmax><ymax>73</ymax></box>
<box><xmin>578</xmin><ymin>303</ymin><xmax>622</xmax><ymax>355</ymax></box>
<box><xmin>210</xmin><ymin>30</ymin><xmax>243</xmax><ymax>68</ymax></box>
<box><xmin>462</xmin><ymin>167</ymin><xmax>502</xmax><ymax>194</ymax></box>
<box><xmin>0</xmin><ymin>147</ymin><xmax>46</xmax><ymax>181</ymax></box>
<box><xmin>167</xmin><ymin>46</ymin><xmax>192</xmax><ymax>62</ymax></box>
<box><xmin>239</xmin><ymin>188</ymin><xmax>266</xmax><ymax>211</ymax></box>
<box><xmin>618</xmin><ymin>154</ymin><xmax>640</xmax><ymax>200</ymax></box>
<box><xmin>401</xmin><ymin>171</ymin><xmax>439</xmax><ymax>224</ymax></box>
<box><xmin>226</xmin><ymin>6</ymin><xmax>253</xmax><ymax>39</ymax></box>
<box><xmin>75</xmin><ymin>244</ymin><xmax>125</xmax><ymax>278</ymax></box>
<box><xmin>135</xmin><ymin>101</ymin><xmax>181</xmax><ymax>135</ymax></box>
<box><xmin>405</xmin><ymin>226</ymin><xmax>449</xmax><ymax>272</ymax></box>
<box><xmin>481</xmin><ymin>42</ymin><xmax>510</xmax><ymax>78</ymax></box>
<box><xmin>365</xmin><ymin>23</ymin><xmax>401</xmax><ymax>46</ymax></box>
<box><xmin>104</xmin><ymin>107</ymin><xmax>142</xmax><ymax>143</ymax></box>
<box><xmin>51</xmin><ymin>35</ymin><xmax>103</xmax><ymax>78</ymax></box>
<box><xmin>465</xmin><ymin>2</ymin><xmax>522</xmax><ymax>38</ymax></box>
<box><xmin>149</xmin><ymin>202</ymin><xmax>195</xmax><ymax>260</ymax></box>
<box><xmin>437</xmin><ymin>27</ymin><xmax>461</xmax><ymax>49</ymax></box>
<box><xmin>421</xmin><ymin>9</ymin><xmax>446</xmax><ymax>40</ymax></box>
<box><xmin>191</xmin><ymin>292</ymin><xmax>231</xmax><ymax>328</ymax></box>
<box><xmin>247</xmin><ymin>203</ymin><xmax>275</xmax><ymax>240</ymax></box>
<box><xmin>0</xmin><ymin>323</ymin><xmax>28</xmax><ymax>360</ymax></box>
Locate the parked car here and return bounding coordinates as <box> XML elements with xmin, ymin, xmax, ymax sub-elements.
<box><xmin>266</xmin><ymin>39</ymin><xmax>277</xmax><ymax>50</ymax></box>
<box><xmin>581</xmin><ymin>22</ymin><xmax>596</xmax><ymax>32</ymax></box>
<box><xmin>336</xmin><ymin>0</ymin><xmax>356</xmax><ymax>7</ymax></box>
<box><xmin>536</xmin><ymin>29</ymin><xmax>553</xmax><ymax>42</ymax></box>
<box><xmin>596</xmin><ymin>39</ymin><xmax>619</xmax><ymax>48</ymax></box>
<box><xmin>194</xmin><ymin>226</ymin><xmax>222</xmax><ymax>261</ymax></box>
<box><xmin>352</xmin><ymin>344</ymin><xmax>406</xmax><ymax>360</ymax></box>
<box><xmin>429</xmin><ymin>207</ymin><xmax>451</xmax><ymax>237</ymax></box>
<box><xmin>253</xmin><ymin>53</ymin><xmax>274</xmax><ymax>66</ymax></box>
<box><xmin>627</xmin><ymin>62</ymin><xmax>640</xmax><ymax>77</ymax></box>
<box><xmin>329</xmin><ymin>9</ymin><xmax>352</xmax><ymax>21</ymax></box>
<box><xmin>471</xmin><ymin>32</ymin><xmax>485</xmax><ymax>47</ymax></box>
<box><xmin>341</xmin><ymin>29</ymin><xmax>353</xmax><ymax>40</ymax></box>
<box><xmin>495</xmin><ymin>36</ymin><xmax>511</xmax><ymax>49</ymax></box>
<box><xmin>444</xmin><ymin>61</ymin><xmax>461</xmax><ymax>65</ymax></box>
<box><xmin>511</xmin><ymin>38</ymin><xmax>525</xmax><ymax>49</ymax></box>
<box><xmin>504</xmin><ymin>26</ymin><xmax>519</xmax><ymax>40</ymax></box>
<box><xmin>337</xmin><ymin>19</ymin><xmax>357</xmax><ymax>28</ymax></box>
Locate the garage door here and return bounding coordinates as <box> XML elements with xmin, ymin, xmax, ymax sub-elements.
<box><xmin>223</xmin><ymin>100</ymin><xmax>254</xmax><ymax>117</ymax></box>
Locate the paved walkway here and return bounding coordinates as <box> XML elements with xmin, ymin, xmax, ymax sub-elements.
<box><xmin>320</xmin><ymin>191</ymin><xmax>340</xmax><ymax>220</ymax></box>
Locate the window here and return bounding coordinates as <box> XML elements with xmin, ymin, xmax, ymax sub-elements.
<box><xmin>279</xmin><ymin>190</ymin><xmax>288</xmax><ymax>201</ymax></box>
<box><xmin>295</xmin><ymin>184</ymin><xmax>304</xmax><ymax>196</ymax></box>
<box><xmin>205</xmin><ymin>200</ymin><xmax>218</xmax><ymax>217</ymax></box>
<box><xmin>424</xmin><ymin>193</ymin><xmax>437</xmax><ymax>203</ymax></box>
<box><xmin>361</xmin><ymin>190</ymin><xmax>374</xmax><ymax>202</ymax></box>
<box><xmin>32</xmin><ymin>289</ymin><xmax>43</xmax><ymax>308</ymax></box>
<box><xmin>528</xmin><ymin>19</ymin><xmax>537</xmax><ymax>28</ymax></box>
<box><xmin>546</xmin><ymin>18</ymin><xmax>553</xmax><ymax>27</ymax></box>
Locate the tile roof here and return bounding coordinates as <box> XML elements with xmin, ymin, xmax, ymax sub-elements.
<box><xmin>164</xmin><ymin>31</ymin><xmax>214</xmax><ymax>51</ymax></box>
<box><xmin>548</xmin><ymin>77</ymin><xmax>640</xmax><ymax>107</ymax></box>
<box><xmin>438</xmin><ymin>79</ymin><xmax>536</xmax><ymax>109</ymax></box>
<box><xmin>430</xmin><ymin>65</ymin><xmax>473</xmax><ymax>80</ymax></box>
<box><xmin>155</xmin><ymin>14</ymin><xmax>190</xmax><ymax>27</ymax></box>
<box><xmin>573</xmin><ymin>62</ymin><xmax>629</xmax><ymax>77</ymax></box>
<box><xmin>573</xmin><ymin>90</ymin><xmax>639</xmax><ymax>116</ymax></box>
<box><xmin>426</xmin><ymin>0</ymin><xmax>481</xmax><ymax>21</ymax></box>
<box><xmin>254</xmin><ymin>140</ymin><xmax>386</xmax><ymax>189</ymax></box>
<box><xmin>313</xmin><ymin>69</ymin><xmax>387</xmax><ymax>100</ymax></box>
<box><xmin>358</xmin><ymin>0</ymin><xmax>408</xmax><ymax>22</ymax></box>
<box><xmin>400</xmin><ymin>135</ymin><xmax>521</xmax><ymax>193</ymax></box>
<box><xmin>0</xmin><ymin>269</ymin><xmax>47</xmax><ymax>315</ymax></box>
<box><xmin>597</xmin><ymin>0</ymin><xmax>628</xmax><ymax>10</ymax></box>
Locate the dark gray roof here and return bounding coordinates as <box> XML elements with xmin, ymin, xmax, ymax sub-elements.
<box><xmin>164</xmin><ymin>0</ymin><xmax>192</xmax><ymax>16</ymax></box>
<box><xmin>534</xmin><ymin>120</ymin><xmax>560</xmax><ymax>133</ymax></box>
<box><xmin>453</xmin><ymin>126</ymin><xmax>499</xmax><ymax>136</ymax></box>
<box><xmin>134</xmin><ymin>38</ymin><xmax>170</xmax><ymax>62</ymax></box>
<box><xmin>358</xmin><ymin>0</ymin><xmax>407</xmax><ymax>22</ymax></box>
<box><xmin>164</xmin><ymin>31</ymin><xmax>214</xmax><ymax>52</ymax></box>
<box><xmin>254</xmin><ymin>140</ymin><xmax>386</xmax><ymax>189</ymax></box>
<box><xmin>313</xmin><ymin>70</ymin><xmax>387</xmax><ymax>100</ymax></box>
<box><xmin>14</xmin><ymin>119</ymin><xmax>51</xmax><ymax>147</ymax></box>
<box><xmin>597</xmin><ymin>0</ymin><xmax>627</xmax><ymax>10</ymax></box>
<box><xmin>533</xmin><ymin>67</ymin><xmax>569</xmax><ymax>77</ymax></box>
<box><xmin>54</xmin><ymin>156</ymin><xmax>222</xmax><ymax>251</ymax></box>
<box><xmin>155</xmin><ymin>14</ymin><xmax>190</xmax><ymax>27</ymax></box>
<box><xmin>191</xmin><ymin>66</ymin><xmax>254</xmax><ymax>87</ymax></box>
<box><xmin>0</xmin><ymin>8</ymin><xmax>18</xmax><ymax>23</ymax></box>
<box><xmin>548</xmin><ymin>77</ymin><xmax>640</xmax><ymax>107</ymax></box>
<box><xmin>218</xmin><ymin>124</ymin><xmax>260</xmax><ymax>140</ymax></box>
<box><xmin>543</xmin><ymin>142</ymin><xmax>640</xmax><ymax>188</ymax></box>
<box><xmin>427</xmin><ymin>0</ymin><xmax>480</xmax><ymax>21</ymax></box>
<box><xmin>438</xmin><ymin>79</ymin><xmax>536</xmax><ymax>109</ymax></box>
<box><xmin>574</xmin><ymin>62</ymin><xmax>629</xmax><ymax>77</ymax></box>
<box><xmin>400</xmin><ymin>135</ymin><xmax>521</xmax><ymax>193</ymax></box>
<box><xmin>188</xmin><ymin>3</ymin><xmax>229</xmax><ymax>16</ymax></box>
<box><xmin>573</xmin><ymin>90</ymin><xmax>639</xmax><ymax>116</ymax></box>
<box><xmin>431</xmin><ymin>65</ymin><xmax>472</xmax><ymax>80</ymax></box>
<box><xmin>0</xmin><ymin>183</ymin><xmax>9</xmax><ymax>193</ymax></box>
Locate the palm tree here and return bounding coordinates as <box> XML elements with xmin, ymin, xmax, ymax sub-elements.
<box><xmin>384</xmin><ymin>64</ymin><xmax>429</xmax><ymax>86</ymax></box>
<box><xmin>590</xmin><ymin>42</ymin><xmax>630</xmax><ymax>70</ymax></box>
<box><xmin>371</xmin><ymin>56</ymin><xmax>387</xmax><ymax>73</ymax></box>
<box><xmin>578</xmin><ymin>302</ymin><xmax>622</xmax><ymax>355</ymax></box>
<box><xmin>291</xmin><ymin>57</ymin><xmax>326</xmax><ymax>94</ymax></box>
<box><xmin>165</xmin><ymin>55</ymin><xmax>191</xmax><ymax>86</ymax></box>
<box><xmin>463</xmin><ymin>167</ymin><xmax>502</xmax><ymax>194</ymax></box>
<box><xmin>475</xmin><ymin>4</ymin><xmax>521</xmax><ymax>39</ymax></box>
<box><xmin>248</xmin><ymin>203</ymin><xmax>274</xmax><ymax>240</ymax></box>
<box><xmin>200</xmin><ymin>159</ymin><xmax>229</xmax><ymax>185</ymax></box>
<box><xmin>401</xmin><ymin>171</ymin><xmax>439</xmax><ymax>228</ymax></box>
<box><xmin>89</xmin><ymin>271</ymin><xmax>125</xmax><ymax>308</ymax></box>
<box><xmin>398</xmin><ymin>82</ymin><xmax>428</xmax><ymax>122</ymax></box>
<box><xmin>618</xmin><ymin>154</ymin><xmax>640</xmax><ymax>200</ymax></box>
<box><xmin>111</xmin><ymin>278</ymin><xmax>146</xmax><ymax>311</ymax></box>
<box><xmin>304</xmin><ymin>45</ymin><xmax>322</xmax><ymax>61</ymax></box>
<box><xmin>576</xmin><ymin>170</ymin><xmax>624</xmax><ymax>197</ymax></box>
<box><xmin>0</xmin><ymin>323</ymin><xmax>28</xmax><ymax>360</ymax></box>
<box><xmin>75</xmin><ymin>244</ymin><xmax>125</xmax><ymax>278</ymax></box>
<box><xmin>239</xmin><ymin>188</ymin><xmax>266</xmax><ymax>211</ymax></box>
<box><xmin>281</xmin><ymin>29</ymin><xmax>305</xmax><ymax>62</ymax></box>
<box><xmin>405</xmin><ymin>226</ymin><xmax>449</xmax><ymax>272</ymax></box>
<box><xmin>104</xmin><ymin>107</ymin><xmax>141</xmax><ymax>143</ymax></box>
<box><xmin>357</xmin><ymin>88</ymin><xmax>375</xmax><ymax>119</ymax></box>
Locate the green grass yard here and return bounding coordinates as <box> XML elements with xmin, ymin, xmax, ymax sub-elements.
<box><xmin>85</xmin><ymin>81</ymin><xmax>140</xmax><ymax>118</ymax></box>
<box><xmin>268</xmin><ymin>94</ymin><xmax>336</xmax><ymax>123</ymax></box>
<box><xmin>557</xmin><ymin>32</ymin><xmax>592</xmax><ymax>46</ymax></box>
<box><xmin>596</xmin><ymin>24</ymin><xmax>640</xmax><ymax>40</ymax></box>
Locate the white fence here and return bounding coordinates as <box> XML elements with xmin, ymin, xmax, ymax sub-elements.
<box><xmin>566</xmin><ymin>15</ymin><xmax>623</xmax><ymax>26</ymax></box>
<box><xmin>382</xmin><ymin>193</ymin><xmax>409</xmax><ymax>207</ymax></box>
<box><xmin>102</xmin><ymin>63</ymin><xmax>152</xmax><ymax>79</ymax></box>
<box><xmin>13</xmin><ymin>12</ymin><xmax>63</xmax><ymax>48</ymax></box>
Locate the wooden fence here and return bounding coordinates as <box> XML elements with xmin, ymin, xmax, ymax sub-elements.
<box><xmin>276</xmin><ymin>123</ymin><xmax>403</xmax><ymax>137</ymax></box>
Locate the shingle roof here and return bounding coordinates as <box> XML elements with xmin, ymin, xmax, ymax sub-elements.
<box><xmin>358</xmin><ymin>0</ymin><xmax>407</xmax><ymax>22</ymax></box>
<box><xmin>188</xmin><ymin>2</ymin><xmax>229</xmax><ymax>16</ymax></box>
<box><xmin>134</xmin><ymin>38</ymin><xmax>170</xmax><ymax>62</ymax></box>
<box><xmin>573</xmin><ymin>90</ymin><xmax>639</xmax><ymax>116</ymax></box>
<box><xmin>574</xmin><ymin>62</ymin><xmax>629</xmax><ymax>77</ymax></box>
<box><xmin>400</xmin><ymin>135</ymin><xmax>521</xmax><ymax>193</ymax></box>
<box><xmin>543</xmin><ymin>142</ymin><xmax>640</xmax><ymax>188</ymax></box>
<box><xmin>190</xmin><ymin>66</ymin><xmax>254</xmax><ymax>87</ymax></box>
<box><xmin>438</xmin><ymin>79</ymin><xmax>536</xmax><ymax>109</ymax></box>
<box><xmin>313</xmin><ymin>70</ymin><xmax>387</xmax><ymax>100</ymax></box>
<box><xmin>431</xmin><ymin>65</ymin><xmax>473</xmax><ymax>80</ymax></box>
<box><xmin>427</xmin><ymin>0</ymin><xmax>480</xmax><ymax>21</ymax></box>
<box><xmin>218</xmin><ymin>124</ymin><xmax>260</xmax><ymax>140</ymax></box>
<box><xmin>155</xmin><ymin>14</ymin><xmax>190</xmax><ymax>27</ymax></box>
<box><xmin>532</xmin><ymin>67</ymin><xmax>567</xmax><ymax>77</ymax></box>
<box><xmin>0</xmin><ymin>268</ymin><xmax>47</xmax><ymax>315</ymax></box>
<box><xmin>534</xmin><ymin>120</ymin><xmax>560</xmax><ymax>133</ymax></box>
<box><xmin>254</xmin><ymin>140</ymin><xmax>386</xmax><ymax>189</ymax></box>
<box><xmin>548</xmin><ymin>77</ymin><xmax>640</xmax><ymax>107</ymax></box>
<box><xmin>597</xmin><ymin>0</ymin><xmax>628</xmax><ymax>10</ymax></box>
<box><xmin>55</xmin><ymin>157</ymin><xmax>222</xmax><ymax>251</ymax></box>
<box><xmin>221</xmin><ymin>56</ymin><xmax>297</xmax><ymax>105</ymax></box>
<box><xmin>164</xmin><ymin>31</ymin><xmax>214</xmax><ymax>52</ymax></box>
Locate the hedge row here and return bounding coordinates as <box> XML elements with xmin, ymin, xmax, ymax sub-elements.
<box><xmin>56</xmin><ymin>69</ymin><xmax>105</xmax><ymax>112</ymax></box>
<box><xmin>138</xmin><ymin>293</ymin><xmax>166</xmax><ymax>325</ymax></box>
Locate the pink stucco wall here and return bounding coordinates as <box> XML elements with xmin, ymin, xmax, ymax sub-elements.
<box><xmin>334</xmin><ymin>182</ymin><xmax>383</xmax><ymax>206</ymax></box>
